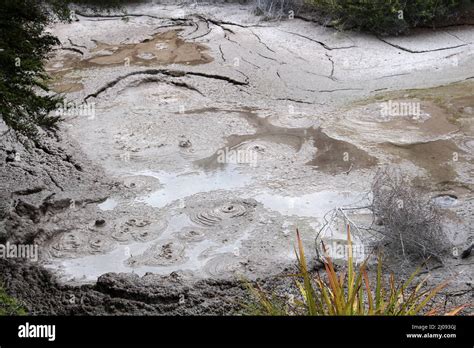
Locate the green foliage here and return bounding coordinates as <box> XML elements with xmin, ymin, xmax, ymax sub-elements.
<box><xmin>307</xmin><ymin>0</ymin><xmax>472</xmax><ymax>35</ymax></box>
<box><xmin>247</xmin><ymin>227</ymin><xmax>466</xmax><ymax>315</ymax></box>
<box><xmin>0</xmin><ymin>0</ymin><xmax>134</xmax><ymax>137</ymax></box>
<box><xmin>0</xmin><ymin>285</ymin><xmax>26</xmax><ymax>315</ymax></box>
<box><xmin>0</xmin><ymin>0</ymin><xmax>65</xmax><ymax>136</ymax></box>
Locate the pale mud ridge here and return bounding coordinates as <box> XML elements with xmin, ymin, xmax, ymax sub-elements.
<box><xmin>1</xmin><ymin>1</ymin><xmax>473</xmax><ymax>314</ymax></box>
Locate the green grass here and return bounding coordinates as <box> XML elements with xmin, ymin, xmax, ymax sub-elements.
<box><xmin>246</xmin><ymin>226</ymin><xmax>466</xmax><ymax>316</ymax></box>
<box><xmin>0</xmin><ymin>285</ymin><xmax>27</xmax><ymax>316</ymax></box>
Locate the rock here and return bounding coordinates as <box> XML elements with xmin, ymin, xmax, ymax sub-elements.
<box><xmin>95</xmin><ymin>219</ymin><xmax>106</xmax><ymax>227</ymax></box>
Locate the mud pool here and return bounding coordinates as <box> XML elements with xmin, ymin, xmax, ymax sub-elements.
<box><xmin>40</xmin><ymin>2</ymin><xmax>474</xmax><ymax>285</ymax></box>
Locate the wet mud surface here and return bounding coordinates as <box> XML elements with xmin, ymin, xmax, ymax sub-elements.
<box><xmin>1</xmin><ymin>2</ymin><xmax>473</xmax><ymax>314</ymax></box>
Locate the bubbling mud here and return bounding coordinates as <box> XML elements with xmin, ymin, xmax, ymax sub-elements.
<box><xmin>111</xmin><ymin>217</ymin><xmax>168</xmax><ymax>243</ymax></box>
<box><xmin>48</xmin><ymin>230</ymin><xmax>117</xmax><ymax>258</ymax></box>
<box><xmin>432</xmin><ymin>194</ymin><xmax>459</xmax><ymax>208</ymax></box>
<box><xmin>189</xmin><ymin>199</ymin><xmax>257</xmax><ymax>227</ymax></box>
<box><xmin>196</xmin><ymin>111</ymin><xmax>377</xmax><ymax>173</ymax></box>
<box><xmin>176</xmin><ymin>227</ymin><xmax>208</xmax><ymax>243</ymax></box>
<box><xmin>382</xmin><ymin>139</ymin><xmax>466</xmax><ymax>184</ymax></box>
<box><xmin>49</xmin><ymin>230</ymin><xmax>89</xmax><ymax>258</ymax></box>
<box><xmin>126</xmin><ymin>240</ymin><xmax>187</xmax><ymax>267</ymax></box>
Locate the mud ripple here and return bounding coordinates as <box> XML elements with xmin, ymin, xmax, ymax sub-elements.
<box><xmin>126</xmin><ymin>240</ymin><xmax>186</xmax><ymax>266</ymax></box>
<box><xmin>49</xmin><ymin>230</ymin><xmax>116</xmax><ymax>258</ymax></box>
<box><xmin>111</xmin><ymin>218</ymin><xmax>168</xmax><ymax>242</ymax></box>
<box><xmin>190</xmin><ymin>200</ymin><xmax>256</xmax><ymax>227</ymax></box>
<box><xmin>88</xmin><ymin>236</ymin><xmax>116</xmax><ymax>254</ymax></box>
<box><xmin>202</xmin><ymin>253</ymin><xmax>245</xmax><ymax>278</ymax></box>
<box><xmin>49</xmin><ymin>231</ymin><xmax>89</xmax><ymax>258</ymax></box>
<box><xmin>176</xmin><ymin>227</ymin><xmax>207</xmax><ymax>242</ymax></box>
<box><xmin>230</xmin><ymin>135</ymin><xmax>300</xmax><ymax>163</ymax></box>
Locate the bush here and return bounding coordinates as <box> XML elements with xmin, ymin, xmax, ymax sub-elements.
<box><xmin>306</xmin><ymin>0</ymin><xmax>472</xmax><ymax>35</ymax></box>
<box><xmin>371</xmin><ymin>167</ymin><xmax>448</xmax><ymax>263</ymax></box>
<box><xmin>246</xmin><ymin>228</ymin><xmax>465</xmax><ymax>315</ymax></box>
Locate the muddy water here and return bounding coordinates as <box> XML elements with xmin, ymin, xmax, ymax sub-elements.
<box><xmin>45</xmin><ymin>29</ymin><xmax>212</xmax><ymax>93</ymax></box>
<box><xmin>196</xmin><ymin>110</ymin><xmax>377</xmax><ymax>174</ymax></box>
<box><xmin>87</xmin><ymin>30</ymin><xmax>212</xmax><ymax>67</ymax></box>
<box><xmin>136</xmin><ymin>167</ymin><xmax>251</xmax><ymax>208</ymax></box>
<box><xmin>382</xmin><ymin>139</ymin><xmax>465</xmax><ymax>184</ymax></box>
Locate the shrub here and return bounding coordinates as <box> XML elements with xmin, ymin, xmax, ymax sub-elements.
<box><xmin>371</xmin><ymin>167</ymin><xmax>448</xmax><ymax>263</ymax></box>
<box><xmin>306</xmin><ymin>0</ymin><xmax>471</xmax><ymax>35</ymax></box>
<box><xmin>246</xmin><ymin>228</ymin><xmax>465</xmax><ymax>315</ymax></box>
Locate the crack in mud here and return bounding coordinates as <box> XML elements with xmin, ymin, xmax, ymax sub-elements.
<box><xmin>241</xmin><ymin>57</ymin><xmax>260</xmax><ymax>69</ymax></box>
<box><xmin>58</xmin><ymin>47</ymin><xmax>84</xmax><ymax>55</ymax></box>
<box><xmin>188</xmin><ymin>16</ymin><xmax>212</xmax><ymax>40</ymax></box>
<box><xmin>325</xmin><ymin>53</ymin><xmax>336</xmax><ymax>80</ymax></box>
<box><xmin>275</xmin><ymin>97</ymin><xmax>318</xmax><ymax>104</ymax></box>
<box><xmin>318</xmin><ymin>88</ymin><xmax>364</xmax><ymax>93</ymax></box>
<box><xmin>205</xmin><ymin>18</ymin><xmax>265</xmax><ymax>29</ymax></box>
<box><xmin>377</xmin><ymin>36</ymin><xmax>467</xmax><ymax>53</ymax></box>
<box><xmin>75</xmin><ymin>11</ymin><xmax>174</xmax><ymax>21</ymax></box>
<box><xmin>218</xmin><ymin>44</ymin><xmax>226</xmax><ymax>62</ymax></box>
<box><xmin>278</xmin><ymin>29</ymin><xmax>356</xmax><ymax>50</ymax></box>
<box><xmin>132</xmin><ymin>76</ymin><xmax>205</xmax><ymax>96</ymax></box>
<box><xmin>249</xmin><ymin>29</ymin><xmax>276</xmax><ymax>54</ymax></box>
<box><xmin>84</xmin><ymin>69</ymin><xmax>249</xmax><ymax>101</ymax></box>
<box><xmin>67</xmin><ymin>38</ymin><xmax>87</xmax><ymax>50</ymax></box>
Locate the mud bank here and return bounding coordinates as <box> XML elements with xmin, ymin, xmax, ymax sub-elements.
<box><xmin>0</xmin><ymin>259</ymin><xmax>249</xmax><ymax>315</ymax></box>
<box><xmin>1</xmin><ymin>1</ymin><xmax>473</xmax><ymax>314</ymax></box>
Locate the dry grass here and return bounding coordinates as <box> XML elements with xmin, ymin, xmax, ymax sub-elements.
<box><xmin>254</xmin><ymin>0</ymin><xmax>303</xmax><ymax>19</ymax></box>
<box><xmin>371</xmin><ymin>167</ymin><xmax>448</xmax><ymax>264</ymax></box>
